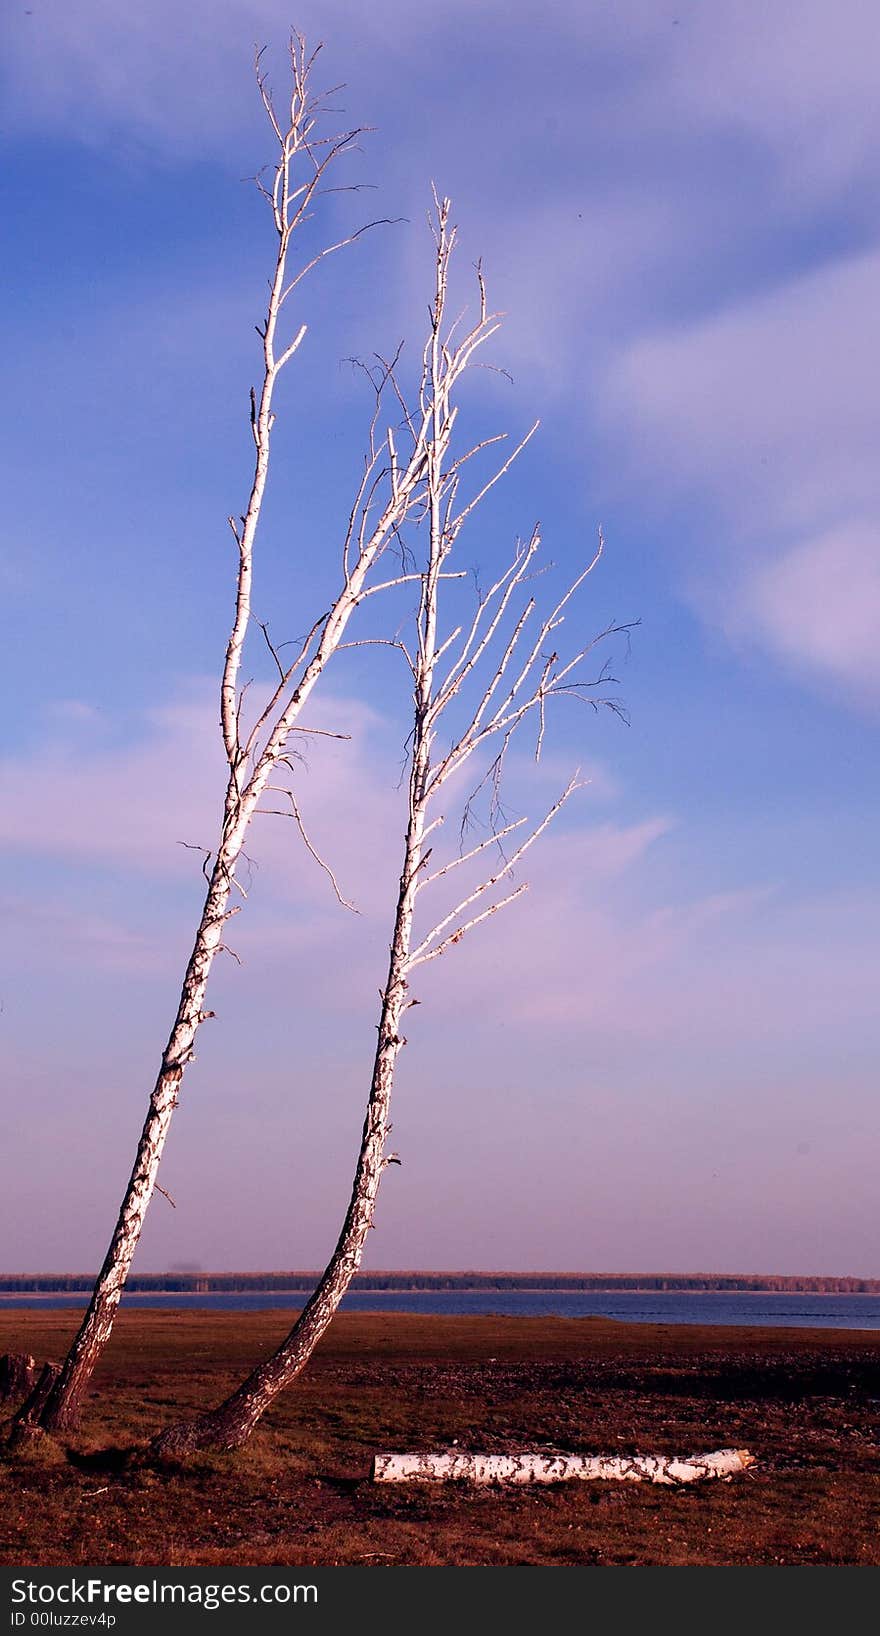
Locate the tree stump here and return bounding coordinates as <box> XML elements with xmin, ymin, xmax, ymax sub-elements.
<box><xmin>7</xmin><ymin>1362</ymin><xmax>62</xmax><ymax>1449</ymax></box>
<box><xmin>0</xmin><ymin>1353</ymin><xmax>39</xmax><ymax>1407</ymax></box>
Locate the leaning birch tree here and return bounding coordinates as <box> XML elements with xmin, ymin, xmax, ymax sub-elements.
<box><xmin>13</xmin><ymin>38</ymin><xmax>443</xmax><ymax>1441</ymax></box>
<box><xmin>153</xmin><ymin>196</ymin><xmax>628</xmax><ymax>1456</ymax></box>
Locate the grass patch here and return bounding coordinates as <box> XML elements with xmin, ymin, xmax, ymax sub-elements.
<box><xmin>0</xmin><ymin>1308</ymin><xmax>877</xmax><ymax>1566</ymax></box>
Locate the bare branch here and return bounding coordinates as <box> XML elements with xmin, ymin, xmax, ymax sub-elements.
<box><xmin>289</xmin><ymin>726</ymin><xmax>353</xmax><ymax>740</ymax></box>
<box><xmin>409</xmin><ymin>882</ymin><xmax>529</xmax><ymax>966</ymax></box>
<box><xmin>259</xmin><ymin>787</ymin><xmax>359</xmax><ymax>914</ymax></box>
<box><xmin>177</xmin><ymin>841</ymin><xmax>214</xmax><ymax>885</ymax></box>
<box><xmin>419</xmin><ymin>816</ymin><xmax>527</xmax><ymax>888</ymax></box>
<box><xmin>279</xmin><ymin>218</ymin><xmax>403</xmax><ymax>308</ymax></box>
<box><xmin>356</xmin><ymin>569</ymin><xmax>466</xmax><ymax>602</ymax></box>
<box><xmin>408</xmin><ymin>775</ymin><xmax>581</xmax><ymax>965</ymax></box>
<box><xmin>336</xmin><ymin>635</ymin><xmax>417</xmax><ymax>674</ymax></box>
<box><xmin>242</xmin><ymin>608</ymin><xmax>329</xmax><ymax>761</ymax></box>
<box><xmin>432</xmin><ymin>532</ymin><xmax>540</xmax><ymax>720</ymax></box>
<box><xmin>445</xmin><ymin>421</ymin><xmax>539</xmax><ymax>541</ymax></box>
<box><xmin>258</xmin><ymin>620</ymin><xmax>287</xmax><ymax>683</ymax></box>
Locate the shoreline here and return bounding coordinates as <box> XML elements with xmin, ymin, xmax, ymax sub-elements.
<box><xmin>4</xmin><ymin>1287</ymin><xmax>879</xmax><ymax>1298</ymax></box>
<box><xmin>3</xmin><ymin>1290</ymin><xmax>878</xmax><ymax>1334</ymax></box>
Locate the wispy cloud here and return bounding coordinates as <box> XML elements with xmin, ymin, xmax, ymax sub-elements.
<box><xmin>4</xmin><ymin>683</ymin><xmax>872</xmax><ymax>1057</ymax></box>
<box><xmin>606</xmin><ymin>249</ymin><xmax>880</xmax><ymax>699</ymax></box>
<box><xmin>741</xmin><ymin>522</ymin><xmax>880</xmax><ymax>700</ymax></box>
<box><xmin>0</xmin><ymin>677</ymin><xmax>663</xmax><ymax>999</ymax></box>
<box><xmin>0</xmin><ymin>683</ymin><xmax>396</xmax><ymax>908</ymax></box>
<box><xmin>608</xmin><ymin>251</ymin><xmax>880</xmax><ymax>535</ymax></box>
<box><xmin>6</xmin><ymin>1</ymin><xmax>880</xmax><ymax>714</ymax></box>
<box><xmin>2</xmin><ymin>678</ymin><xmax>876</xmax><ymax>1272</ymax></box>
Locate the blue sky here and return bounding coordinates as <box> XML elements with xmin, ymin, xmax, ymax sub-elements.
<box><xmin>1</xmin><ymin>1</ymin><xmax>877</xmax><ymax>1275</ymax></box>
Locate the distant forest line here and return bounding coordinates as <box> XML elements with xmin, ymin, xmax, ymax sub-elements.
<box><xmin>1</xmin><ymin>1272</ymin><xmax>877</xmax><ymax>1294</ymax></box>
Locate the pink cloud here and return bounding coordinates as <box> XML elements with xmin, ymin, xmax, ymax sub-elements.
<box><xmin>0</xmin><ymin>683</ymin><xmax>398</xmax><ymax>908</ymax></box>
<box><xmin>608</xmin><ymin>250</ymin><xmax>880</xmax><ymax>535</ymax></box>
<box><xmin>10</xmin><ymin>680</ymin><xmax>864</xmax><ymax>1063</ymax></box>
<box><xmin>741</xmin><ymin>521</ymin><xmax>880</xmax><ymax>700</ymax></box>
<box><xmin>3</xmin><ymin>679</ymin><xmax>877</xmax><ymax>1275</ymax></box>
<box><xmin>606</xmin><ymin>249</ymin><xmax>880</xmax><ymax>699</ymax></box>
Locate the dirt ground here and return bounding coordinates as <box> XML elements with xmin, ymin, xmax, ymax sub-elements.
<box><xmin>1</xmin><ymin>1307</ymin><xmax>877</xmax><ymax>1567</ymax></box>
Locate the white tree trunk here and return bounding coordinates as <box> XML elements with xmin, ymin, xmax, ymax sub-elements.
<box><xmin>13</xmin><ymin>45</ymin><xmax>438</xmax><ymax>1443</ymax></box>
<box><xmin>372</xmin><ymin>1448</ymin><xmax>755</xmax><ymax>1486</ymax></box>
<box><xmin>149</xmin><ymin>196</ymin><xmax>625</xmax><ymax>1458</ymax></box>
<box><xmin>30</xmin><ymin>844</ymin><xmax>240</xmax><ymax>1432</ymax></box>
<box><xmin>151</xmin><ymin>821</ymin><xmax>424</xmax><ymax>1456</ymax></box>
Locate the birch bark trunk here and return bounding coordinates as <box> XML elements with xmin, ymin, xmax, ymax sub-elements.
<box><xmin>34</xmin><ymin>836</ymin><xmax>241</xmax><ymax>1431</ymax></box>
<box><xmin>11</xmin><ymin>42</ymin><xmax>421</xmax><ymax>1442</ymax></box>
<box><xmin>151</xmin><ymin>215</ymin><xmax>453</xmax><ymax>1459</ymax></box>
<box><xmin>149</xmin><ymin>195</ymin><xmax>610</xmax><ymax>1457</ymax></box>
<box><xmin>25</xmin><ymin>580</ymin><xmax>418</xmax><ymax>1437</ymax></box>
<box><xmin>372</xmin><ymin>1449</ymin><xmax>756</xmax><ymax>1486</ymax></box>
<box><xmin>152</xmin><ymin>801</ymin><xmax>425</xmax><ymax>1455</ymax></box>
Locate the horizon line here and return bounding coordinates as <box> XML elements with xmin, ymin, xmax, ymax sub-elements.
<box><xmin>2</xmin><ymin>1268</ymin><xmax>877</xmax><ymax>1283</ymax></box>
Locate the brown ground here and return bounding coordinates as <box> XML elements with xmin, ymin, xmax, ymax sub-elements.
<box><xmin>1</xmin><ymin>1307</ymin><xmax>878</xmax><ymax>1567</ymax></box>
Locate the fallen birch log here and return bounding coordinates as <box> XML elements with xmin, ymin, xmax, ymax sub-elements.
<box><xmin>372</xmin><ymin>1448</ymin><xmax>754</xmax><ymax>1486</ymax></box>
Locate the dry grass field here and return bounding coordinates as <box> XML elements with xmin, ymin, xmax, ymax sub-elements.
<box><xmin>1</xmin><ymin>1307</ymin><xmax>878</xmax><ymax>1567</ymax></box>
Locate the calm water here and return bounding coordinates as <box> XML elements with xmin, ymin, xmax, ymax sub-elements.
<box><xmin>4</xmin><ymin>1290</ymin><xmax>879</xmax><ymax>1330</ymax></box>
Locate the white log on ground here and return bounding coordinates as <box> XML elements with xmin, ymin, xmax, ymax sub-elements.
<box><xmin>372</xmin><ymin>1448</ymin><xmax>755</xmax><ymax>1486</ymax></box>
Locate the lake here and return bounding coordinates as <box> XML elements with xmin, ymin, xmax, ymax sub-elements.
<box><xmin>4</xmin><ymin>1289</ymin><xmax>879</xmax><ymax>1329</ymax></box>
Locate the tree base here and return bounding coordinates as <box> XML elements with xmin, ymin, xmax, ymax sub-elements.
<box><xmin>6</xmin><ymin>1420</ymin><xmax>51</xmax><ymax>1454</ymax></box>
<box><xmin>150</xmin><ymin>1411</ymin><xmax>251</xmax><ymax>1459</ymax></box>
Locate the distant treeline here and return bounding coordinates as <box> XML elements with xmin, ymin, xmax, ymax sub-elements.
<box><xmin>1</xmin><ymin>1272</ymin><xmax>877</xmax><ymax>1294</ymax></box>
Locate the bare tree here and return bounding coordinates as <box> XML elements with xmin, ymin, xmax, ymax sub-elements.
<box><xmin>153</xmin><ymin>196</ymin><xmax>629</xmax><ymax>1456</ymax></box>
<box><xmin>12</xmin><ymin>37</ymin><xmax>443</xmax><ymax>1441</ymax></box>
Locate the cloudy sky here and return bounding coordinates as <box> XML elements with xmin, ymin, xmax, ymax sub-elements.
<box><xmin>2</xmin><ymin>1</ymin><xmax>877</xmax><ymax>1276</ymax></box>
